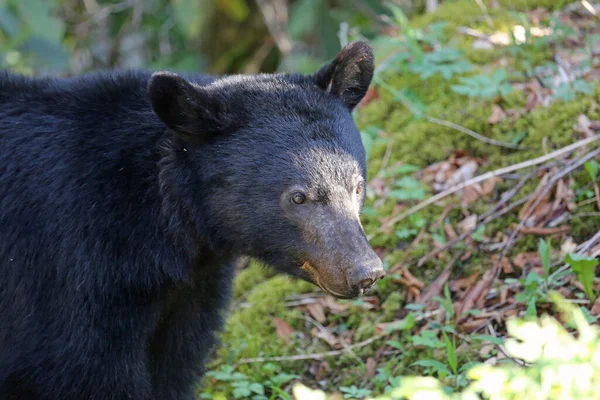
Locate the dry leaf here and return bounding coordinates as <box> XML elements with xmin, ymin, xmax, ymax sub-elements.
<box><xmin>591</xmin><ymin>297</ymin><xmax>600</xmax><ymax>316</ymax></box>
<box><xmin>418</xmin><ymin>258</ymin><xmax>454</xmax><ymax>306</ymax></box>
<box><xmin>447</xmin><ymin>160</ymin><xmax>479</xmax><ymax>188</ymax></box>
<box><xmin>462</xmin><ymin>184</ymin><xmax>482</xmax><ymax>206</ymax></box>
<box><xmin>306</xmin><ymin>303</ymin><xmax>327</xmax><ymax>324</ymax></box>
<box><xmin>311</xmin><ymin>327</ymin><xmax>339</xmax><ymax>349</ymax></box>
<box><xmin>457</xmin><ymin>265</ymin><xmax>497</xmax><ymax>316</ymax></box>
<box><xmin>492</xmin><ymin>255</ymin><xmax>513</xmax><ymax>275</ymax></box>
<box><xmin>513</xmin><ymin>252</ymin><xmax>541</xmax><ymax>269</ymax></box>
<box><xmin>458</xmin><ymin>215</ymin><xmax>478</xmax><ymax>234</ymax></box>
<box><xmin>358</xmin><ymin>87</ymin><xmax>379</xmax><ymax>108</ymax></box>
<box><xmin>481</xmin><ymin>177</ymin><xmax>501</xmax><ymax>196</ymax></box>
<box><xmin>366</xmin><ymin>357</ymin><xmax>378</xmax><ymax>378</ymax></box>
<box><xmin>319</xmin><ymin>297</ymin><xmax>351</xmax><ymax>315</ymax></box>
<box><xmin>575</xmin><ymin>114</ymin><xmax>596</xmax><ymax>138</ymax></box>
<box><xmin>489</xmin><ymin>104</ymin><xmax>507</xmax><ymax>124</ymax></box>
<box><xmin>450</xmin><ymin>272</ymin><xmax>480</xmax><ymax>293</ymax></box>
<box><xmin>273</xmin><ymin>318</ymin><xmax>294</xmax><ymax>343</ymax></box>
<box><xmin>444</xmin><ymin>223</ymin><xmax>459</xmax><ymax>242</ymax></box>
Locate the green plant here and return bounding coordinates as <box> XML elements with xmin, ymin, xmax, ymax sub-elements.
<box><xmin>585</xmin><ymin>160</ymin><xmax>598</xmax><ymax>182</ymax></box>
<box><xmin>293</xmin><ymin>293</ymin><xmax>600</xmax><ymax>400</ymax></box>
<box><xmin>340</xmin><ymin>385</ymin><xmax>372</xmax><ymax>399</ymax></box>
<box><xmin>451</xmin><ymin>69</ymin><xmax>513</xmax><ymax>99</ymax></box>
<box><xmin>565</xmin><ymin>253</ymin><xmax>598</xmax><ymax>301</ymax></box>
<box><xmin>408</xmin><ymin>48</ymin><xmax>473</xmax><ymax>81</ymax></box>
<box><xmin>539</xmin><ymin>238</ymin><xmax>551</xmax><ymax>281</ymax></box>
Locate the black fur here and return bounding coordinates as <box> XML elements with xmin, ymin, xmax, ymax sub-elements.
<box><xmin>0</xmin><ymin>41</ymin><xmax>375</xmax><ymax>399</ymax></box>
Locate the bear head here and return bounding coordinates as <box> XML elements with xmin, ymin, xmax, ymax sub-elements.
<box><xmin>148</xmin><ymin>41</ymin><xmax>385</xmax><ymax>299</ymax></box>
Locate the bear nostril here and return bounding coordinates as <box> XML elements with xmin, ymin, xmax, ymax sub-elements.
<box><xmin>357</xmin><ymin>277</ymin><xmax>375</xmax><ymax>290</ymax></box>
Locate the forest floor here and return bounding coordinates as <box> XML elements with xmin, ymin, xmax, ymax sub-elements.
<box><xmin>200</xmin><ymin>1</ymin><xmax>600</xmax><ymax>399</ymax></box>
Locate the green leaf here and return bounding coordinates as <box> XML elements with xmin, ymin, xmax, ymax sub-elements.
<box><xmin>16</xmin><ymin>0</ymin><xmax>64</xmax><ymax>44</ymax></box>
<box><xmin>172</xmin><ymin>0</ymin><xmax>208</xmax><ymax>38</ymax></box>
<box><xmin>443</xmin><ymin>332</ymin><xmax>458</xmax><ymax>375</ymax></box>
<box><xmin>566</xmin><ymin>253</ymin><xmax>598</xmax><ymax>300</ymax></box>
<box><xmin>396</xmin><ymin>228</ymin><xmax>417</xmax><ymax>239</ymax></box>
<box><xmin>386</xmin><ymin>340</ymin><xmax>404</xmax><ymax>350</ymax></box>
<box><xmin>0</xmin><ymin>7</ymin><xmax>20</xmax><ymax>37</ymax></box>
<box><xmin>216</xmin><ymin>0</ymin><xmax>249</xmax><ymax>21</ymax></box>
<box><xmin>388</xmin><ymin>188</ymin><xmax>426</xmax><ymax>201</ymax></box>
<box><xmin>248</xmin><ymin>383</ymin><xmax>264</xmax><ymax>395</ymax></box>
<box><xmin>411</xmin><ymin>360</ymin><xmax>452</xmax><ymax>376</ymax></box>
<box><xmin>472</xmin><ymin>335</ymin><xmax>505</xmax><ymax>345</ymax></box>
<box><xmin>395</xmin><ymin>176</ymin><xmax>421</xmax><ymax>189</ymax></box>
<box><xmin>525</xmin><ymin>296</ymin><xmax>537</xmax><ymax>318</ymax></box>
<box><xmin>288</xmin><ymin>0</ymin><xmax>320</xmax><ymax>39</ymax></box>
<box><xmin>585</xmin><ymin>160</ymin><xmax>598</xmax><ymax>181</ymax></box>
<box><xmin>385</xmin><ymin>164</ymin><xmax>420</xmax><ymax>176</ymax></box>
<box><xmin>538</xmin><ymin>238</ymin><xmax>551</xmax><ymax>277</ymax></box>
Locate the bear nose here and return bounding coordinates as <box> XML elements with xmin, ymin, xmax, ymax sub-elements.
<box><xmin>349</xmin><ymin>259</ymin><xmax>386</xmax><ymax>292</ymax></box>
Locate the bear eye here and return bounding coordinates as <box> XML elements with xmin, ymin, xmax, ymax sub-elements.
<box><xmin>356</xmin><ymin>183</ymin><xmax>364</xmax><ymax>195</ymax></box>
<box><xmin>291</xmin><ymin>192</ymin><xmax>307</xmax><ymax>205</ymax></box>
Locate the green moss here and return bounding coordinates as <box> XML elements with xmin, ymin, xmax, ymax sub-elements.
<box><xmin>218</xmin><ymin>275</ymin><xmax>314</xmax><ymax>363</ymax></box>
<box><xmin>500</xmin><ymin>0</ymin><xmax>570</xmax><ymax>11</ymax></box>
<box><xmin>232</xmin><ymin>260</ymin><xmax>276</xmax><ymax>299</ymax></box>
<box><xmin>382</xmin><ymin>291</ymin><xmax>405</xmax><ymax>320</ymax></box>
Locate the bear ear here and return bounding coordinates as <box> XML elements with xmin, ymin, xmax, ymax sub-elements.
<box><xmin>313</xmin><ymin>40</ymin><xmax>374</xmax><ymax>111</ymax></box>
<box><xmin>148</xmin><ymin>72</ymin><xmax>223</xmax><ymax>141</ymax></box>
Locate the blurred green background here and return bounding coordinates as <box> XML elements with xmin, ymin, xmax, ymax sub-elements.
<box><xmin>0</xmin><ymin>0</ymin><xmax>423</xmax><ymax>76</ymax></box>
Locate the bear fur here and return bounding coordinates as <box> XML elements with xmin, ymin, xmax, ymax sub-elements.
<box><xmin>0</xmin><ymin>41</ymin><xmax>378</xmax><ymax>400</ymax></box>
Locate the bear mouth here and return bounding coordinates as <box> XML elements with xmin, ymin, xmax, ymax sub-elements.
<box><xmin>301</xmin><ymin>261</ymin><xmax>362</xmax><ymax>299</ymax></box>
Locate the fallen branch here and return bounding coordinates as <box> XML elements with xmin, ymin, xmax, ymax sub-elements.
<box><xmin>370</xmin><ymin>135</ymin><xmax>600</xmax><ymax>239</ymax></box>
<box><xmin>424</xmin><ymin>115</ymin><xmax>520</xmax><ymax>149</ymax></box>
<box><xmin>493</xmin><ymin>147</ymin><xmax>600</xmax><ymax>274</ymax></box>
<box><xmin>237</xmin><ymin>334</ymin><xmax>385</xmax><ymax>364</ymax></box>
<box><xmin>374</xmin><ymin>77</ymin><xmax>520</xmax><ymax>149</ymax></box>
<box><xmin>417</xmin><ymin>193</ymin><xmax>534</xmax><ymax>267</ymax></box>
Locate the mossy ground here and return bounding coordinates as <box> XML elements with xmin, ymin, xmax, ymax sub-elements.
<box><xmin>201</xmin><ymin>1</ymin><xmax>600</xmax><ymax>398</ymax></box>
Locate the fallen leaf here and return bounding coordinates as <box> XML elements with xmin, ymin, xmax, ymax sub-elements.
<box><xmin>457</xmin><ymin>265</ymin><xmax>497</xmax><ymax>316</ymax></box>
<box><xmin>591</xmin><ymin>297</ymin><xmax>600</xmax><ymax>316</ymax></box>
<box><xmin>525</xmin><ymin>92</ymin><xmax>539</xmax><ymax>112</ymax></box>
<box><xmin>450</xmin><ymin>272</ymin><xmax>480</xmax><ymax>293</ymax></box>
<box><xmin>575</xmin><ymin>114</ymin><xmax>596</xmax><ymax>138</ymax></box>
<box><xmin>358</xmin><ymin>87</ymin><xmax>379</xmax><ymax>108</ymax></box>
<box><xmin>461</xmin><ymin>184</ymin><xmax>482</xmax><ymax>206</ymax></box>
<box><xmin>560</xmin><ymin>237</ymin><xmax>578</xmax><ymax>258</ymax></box>
<box><xmin>458</xmin><ymin>215</ymin><xmax>478</xmax><ymax>234</ymax></box>
<box><xmin>444</xmin><ymin>223</ymin><xmax>459</xmax><ymax>242</ymax></box>
<box><xmin>311</xmin><ymin>327</ymin><xmax>339</xmax><ymax>349</ymax></box>
<box><xmin>489</xmin><ymin>104</ymin><xmax>507</xmax><ymax>124</ymax></box>
<box><xmin>366</xmin><ymin>357</ymin><xmax>378</xmax><ymax>378</ymax></box>
<box><xmin>306</xmin><ymin>303</ymin><xmax>326</xmax><ymax>324</ymax></box>
<box><xmin>513</xmin><ymin>252</ymin><xmax>541</xmax><ymax>269</ymax></box>
<box><xmin>481</xmin><ymin>177</ymin><xmax>501</xmax><ymax>196</ymax></box>
<box><xmin>492</xmin><ymin>255</ymin><xmax>513</xmax><ymax>275</ymax></box>
<box><xmin>400</xmin><ymin>266</ymin><xmax>425</xmax><ymax>289</ymax></box>
<box><xmin>319</xmin><ymin>297</ymin><xmax>351</xmax><ymax>315</ymax></box>
<box><xmin>418</xmin><ymin>256</ymin><xmax>455</xmax><ymax>306</ymax></box>
<box><xmin>273</xmin><ymin>318</ymin><xmax>294</xmax><ymax>343</ymax></box>
<box><xmin>447</xmin><ymin>160</ymin><xmax>479</xmax><ymax>188</ymax></box>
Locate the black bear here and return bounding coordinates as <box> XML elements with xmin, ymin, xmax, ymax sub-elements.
<box><xmin>0</xmin><ymin>41</ymin><xmax>384</xmax><ymax>400</ymax></box>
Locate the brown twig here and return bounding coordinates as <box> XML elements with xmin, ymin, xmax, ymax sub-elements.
<box><xmin>418</xmin><ymin>193</ymin><xmax>534</xmax><ymax>267</ymax></box>
<box><xmin>424</xmin><ymin>115</ymin><xmax>520</xmax><ymax>149</ymax></box>
<box><xmin>237</xmin><ymin>334</ymin><xmax>385</xmax><ymax>364</ymax></box>
<box><xmin>369</xmin><ymin>136</ymin><xmax>600</xmax><ymax>239</ymax></box>
<box><xmin>493</xmin><ymin>147</ymin><xmax>600</xmax><ymax>274</ymax></box>
<box><xmin>418</xmin><ymin>251</ymin><xmax>464</xmax><ymax>306</ymax></box>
